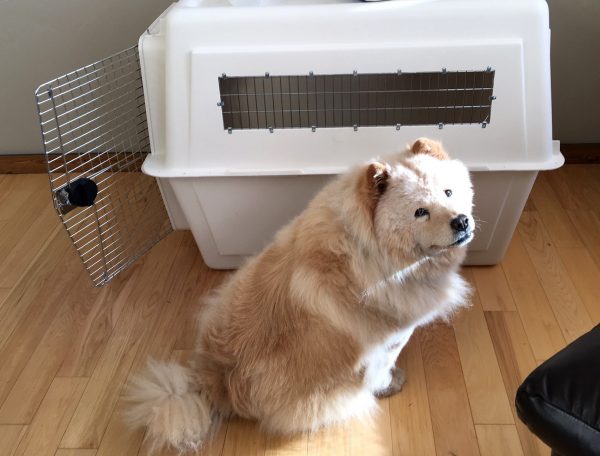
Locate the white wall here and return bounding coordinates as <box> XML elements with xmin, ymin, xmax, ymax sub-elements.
<box><xmin>0</xmin><ymin>0</ymin><xmax>599</xmax><ymax>154</ymax></box>
<box><xmin>0</xmin><ymin>0</ymin><xmax>173</xmax><ymax>154</ymax></box>
<box><xmin>546</xmin><ymin>0</ymin><xmax>600</xmax><ymax>143</ymax></box>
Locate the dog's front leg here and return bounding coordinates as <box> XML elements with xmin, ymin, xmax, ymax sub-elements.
<box><xmin>375</xmin><ymin>365</ymin><xmax>406</xmax><ymax>398</ymax></box>
<box><xmin>363</xmin><ymin>328</ymin><xmax>414</xmax><ymax>397</ymax></box>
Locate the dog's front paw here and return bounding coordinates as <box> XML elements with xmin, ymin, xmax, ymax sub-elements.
<box><xmin>375</xmin><ymin>367</ymin><xmax>406</xmax><ymax>398</ymax></box>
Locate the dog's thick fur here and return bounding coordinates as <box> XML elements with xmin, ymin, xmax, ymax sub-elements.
<box><xmin>124</xmin><ymin>138</ymin><xmax>475</xmax><ymax>452</ymax></box>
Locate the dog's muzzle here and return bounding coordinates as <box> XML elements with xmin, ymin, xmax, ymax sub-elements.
<box><xmin>450</xmin><ymin>230</ymin><xmax>474</xmax><ymax>247</ymax></box>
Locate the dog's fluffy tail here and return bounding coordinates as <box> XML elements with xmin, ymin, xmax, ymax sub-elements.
<box><xmin>123</xmin><ymin>359</ymin><xmax>213</xmax><ymax>452</ymax></box>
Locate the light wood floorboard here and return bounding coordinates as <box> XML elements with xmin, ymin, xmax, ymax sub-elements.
<box><xmin>0</xmin><ymin>168</ymin><xmax>598</xmax><ymax>455</ymax></box>
<box><xmin>474</xmin><ymin>424</ymin><xmax>524</xmax><ymax>456</ymax></box>
<box><xmin>453</xmin><ymin>269</ymin><xmax>514</xmax><ymax>425</ymax></box>
<box><xmin>0</xmin><ymin>424</ymin><xmax>28</xmax><ymax>456</ymax></box>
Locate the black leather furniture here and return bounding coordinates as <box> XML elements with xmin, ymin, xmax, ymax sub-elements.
<box><xmin>516</xmin><ymin>324</ymin><xmax>600</xmax><ymax>456</ymax></box>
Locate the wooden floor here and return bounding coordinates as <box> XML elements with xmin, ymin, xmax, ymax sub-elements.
<box><xmin>0</xmin><ymin>166</ymin><xmax>599</xmax><ymax>456</ymax></box>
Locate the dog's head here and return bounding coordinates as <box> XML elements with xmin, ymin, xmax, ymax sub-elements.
<box><xmin>360</xmin><ymin>138</ymin><xmax>474</xmax><ymax>262</ymax></box>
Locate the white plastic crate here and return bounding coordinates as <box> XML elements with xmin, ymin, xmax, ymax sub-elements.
<box><xmin>140</xmin><ymin>0</ymin><xmax>563</xmax><ymax>268</ymax></box>
<box><xmin>36</xmin><ymin>0</ymin><xmax>564</xmax><ymax>284</ymax></box>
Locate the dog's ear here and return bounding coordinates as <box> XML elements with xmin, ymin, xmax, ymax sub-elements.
<box><xmin>410</xmin><ymin>137</ymin><xmax>449</xmax><ymax>160</ymax></box>
<box><xmin>367</xmin><ymin>162</ymin><xmax>390</xmax><ymax>196</ymax></box>
<box><xmin>359</xmin><ymin>161</ymin><xmax>390</xmax><ymax>220</ymax></box>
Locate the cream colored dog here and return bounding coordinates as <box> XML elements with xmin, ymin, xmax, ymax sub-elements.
<box><xmin>125</xmin><ymin>138</ymin><xmax>474</xmax><ymax>452</ymax></box>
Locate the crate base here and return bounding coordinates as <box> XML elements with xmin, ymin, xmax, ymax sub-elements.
<box><xmin>164</xmin><ymin>169</ymin><xmax>537</xmax><ymax>269</ymax></box>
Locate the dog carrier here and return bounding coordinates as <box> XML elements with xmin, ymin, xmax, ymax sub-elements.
<box><xmin>36</xmin><ymin>0</ymin><xmax>563</xmax><ymax>285</ymax></box>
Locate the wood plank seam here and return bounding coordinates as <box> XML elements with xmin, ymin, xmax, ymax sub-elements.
<box><xmin>0</xmin><ymin>223</ymin><xmax>62</xmax><ymax>315</ymax></box>
<box><xmin>518</xmin><ymin>211</ymin><xmax>593</xmax><ymax>343</ymax></box>
<box><xmin>532</xmin><ymin>207</ymin><xmax>598</xmax><ymax>331</ymax></box>
<box><xmin>53</xmin><ymin>382</ymin><xmax>91</xmax><ymax>455</ymax></box>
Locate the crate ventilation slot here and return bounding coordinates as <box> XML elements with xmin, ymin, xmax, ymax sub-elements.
<box><xmin>35</xmin><ymin>45</ymin><xmax>172</xmax><ymax>287</ymax></box>
<box><xmin>218</xmin><ymin>69</ymin><xmax>495</xmax><ymax>131</ymax></box>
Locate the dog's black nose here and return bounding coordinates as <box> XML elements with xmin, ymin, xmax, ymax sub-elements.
<box><xmin>450</xmin><ymin>214</ymin><xmax>469</xmax><ymax>232</ymax></box>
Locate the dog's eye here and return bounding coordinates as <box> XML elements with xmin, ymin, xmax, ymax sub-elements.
<box><xmin>444</xmin><ymin>189</ymin><xmax>452</xmax><ymax>197</ymax></box>
<box><xmin>414</xmin><ymin>208</ymin><xmax>429</xmax><ymax>218</ymax></box>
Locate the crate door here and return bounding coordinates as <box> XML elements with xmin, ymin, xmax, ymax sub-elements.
<box><xmin>35</xmin><ymin>46</ymin><xmax>172</xmax><ymax>287</ymax></box>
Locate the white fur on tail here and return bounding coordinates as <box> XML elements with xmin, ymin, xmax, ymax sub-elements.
<box><xmin>123</xmin><ymin>359</ymin><xmax>212</xmax><ymax>452</ymax></box>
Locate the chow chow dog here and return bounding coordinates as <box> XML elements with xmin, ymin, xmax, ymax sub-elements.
<box><xmin>125</xmin><ymin>138</ymin><xmax>475</xmax><ymax>451</ymax></box>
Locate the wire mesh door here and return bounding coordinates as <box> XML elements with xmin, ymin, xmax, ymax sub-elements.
<box><xmin>35</xmin><ymin>46</ymin><xmax>172</xmax><ymax>287</ymax></box>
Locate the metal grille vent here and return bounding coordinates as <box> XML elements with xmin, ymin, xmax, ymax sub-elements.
<box><xmin>218</xmin><ymin>69</ymin><xmax>495</xmax><ymax>131</ymax></box>
<box><xmin>35</xmin><ymin>46</ymin><xmax>172</xmax><ymax>287</ymax></box>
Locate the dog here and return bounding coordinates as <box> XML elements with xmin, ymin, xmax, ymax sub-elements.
<box><xmin>124</xmin><ymin>137</ymin><xmax>475</xmax><ymax>452</ymax></box>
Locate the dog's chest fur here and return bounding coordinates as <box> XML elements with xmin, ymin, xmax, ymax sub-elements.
<box><xmin>358</xmin><ymin>252</ymin><xmax>468</xmax><ymax>329</ymax></box>
<box><xmin>355</xmin><ymin>256</ymin><xmax>470</xmax><ymax>389</ymax></box>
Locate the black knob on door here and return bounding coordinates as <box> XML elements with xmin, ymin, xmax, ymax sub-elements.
<box><xmin>65</xmin><ymin>178</ymin><xmax>98</xmax><ymax>207</ymax></box>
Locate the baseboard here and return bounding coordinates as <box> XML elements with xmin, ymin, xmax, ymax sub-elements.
<box><xmin>1</xmin><ymin>144</ymin><xmax>598</xmax><ymax>173</ymax></box>
<box><xmin>0</xmin><ymin>154</ymin><xmax>51</xmax><ymax>174</ymax></box>
<box><xmin>558</xmin><ymin>144</ymin><xmax>600</xmax><ymax>164</ymax></box>
<box><xmin>0</xmin><ymin>152</ymin><xmax>143</xmax><ymax>174</ymax></box>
